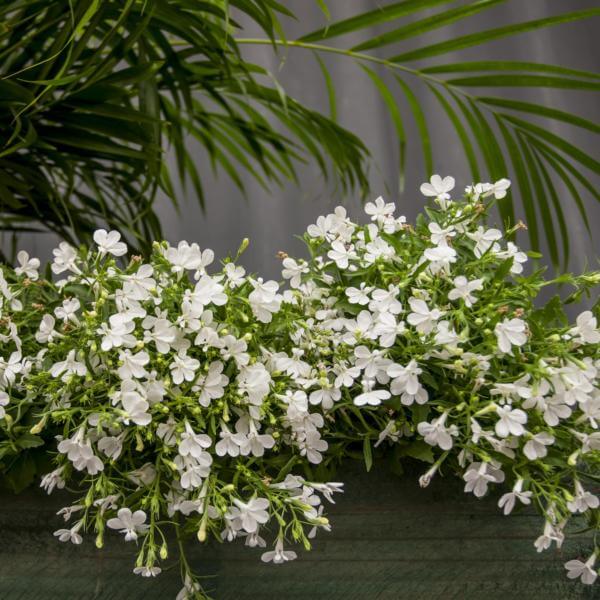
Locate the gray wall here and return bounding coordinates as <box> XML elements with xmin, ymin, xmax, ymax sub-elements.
<box><xmin>9</xmin><ymin>1</ymin><xmax>600</xmax><ymax>285</ymax></box>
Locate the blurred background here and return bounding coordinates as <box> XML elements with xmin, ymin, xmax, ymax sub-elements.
<box><xmin>4</xmin><ymin>0</ymin><xmax>599</xmax><ymax>285</ymax></box>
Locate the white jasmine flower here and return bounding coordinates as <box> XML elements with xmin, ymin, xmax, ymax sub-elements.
<box><xmin>497</xmin><ymin>479</ymin><xmax>532</xmax><ymax>515</ymax></box>
<box><xmin>467</xmin><ymin>226</ymin><xmax>502</xmax><ymax>258</ymax></box>
<box><xmin>523</xmin><ymin>431</ymin><xmax>554</xmax><ymax>460</ymax></box>
<box><xmin>495</xmin><ymin>405</ymin><xmax>527</xmax><ymax>438</ymax></box>
<box><xmin>261</xmin><ymin>539</ymin><xmax>298</xmax><ymax>564</ymax></box>
<box><xmin>564</xmin><ymin>553</ymin><xmax>597</xmax><ymax>585</ymax></box>
<box><xmin>107</xmin><ymin>508</ymin><xmax>149</xmax><ymax>541</ymax></box>
<box><xmin>93</xmin><ymin>229</ymin><xmax>127</xmax><ymax>257</ymax></box>
<box><xmin>15</xmin><ymin>250</ymin><xmax>40</xmax><ymax>280</ymax></box>
<box><xmin>448</xmin><ymin>276</ymin><xmax>483</xmax><ymax>307</ymax></box>
<box><xmin>406</xmin><ymin>297</ymin><xmax>443</xmax><ymax>334</ymax></box>
<box><xmin>494</xmin><ymin>318</ymin><xmax>527</xmax><ymax>354</ymax></box>
<box><xmin>226</xmin><ymin>497</ymin><xmax>270</xmax><ymax>533</ymax></box>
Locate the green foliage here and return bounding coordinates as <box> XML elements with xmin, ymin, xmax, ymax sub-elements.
<box><xmin>1</xmin><ymin>1</ymin><xmax>599</xmax><ymax>267</ymax></box>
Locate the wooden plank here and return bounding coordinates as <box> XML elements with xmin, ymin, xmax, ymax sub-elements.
<box><xmin>0</xmin><ymin>463</ymin><xmax>595</xmax><ymax>599</ymax></box>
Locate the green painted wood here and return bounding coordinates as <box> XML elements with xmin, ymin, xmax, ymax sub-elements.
<box><xmin>0</xmin><ymin>464</ymin><xmax>595</xmax><ymax>599</ymax></box>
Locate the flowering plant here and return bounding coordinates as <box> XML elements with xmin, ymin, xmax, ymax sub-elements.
<box><xmin>0</xmin><ymin>176</ymin><xmax>598</xmax><ymax>596</ymax></box>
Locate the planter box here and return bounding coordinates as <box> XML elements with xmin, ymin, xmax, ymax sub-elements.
<box><xmin>0</xmin><ymin>464</ymin><xmax>594</xmax><ymax>599</ymax></box>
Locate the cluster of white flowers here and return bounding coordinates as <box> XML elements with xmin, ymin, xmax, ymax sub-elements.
<box><xmin>0</xmin><ymin>176</ymin><xmax>598</xmax><ymax>597</ymax></box>
<box><xmin>278</xmin><ymin>175</ymin><xmax>600</xmax><ymax>587</ymax></box>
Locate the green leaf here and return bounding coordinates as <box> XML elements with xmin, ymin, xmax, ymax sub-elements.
<box><xmin>361</xmin><ymin>65</ymin><xmax>406</xmax><ymax>193</ymax></box>
<box><xmin>15</xmin><ymin>434</ymin><xmax>45</xmax><ymax>450</ymax></box>
<box><xmin>478</xmin><ymin>97</ymin><xmax>600</xmax><ymax>134</ymax></box>
<box><xmin>300</xmin><ymin>0</ymin><xmax>455</xmax><ymax>42</ymax></box>
<box><xmin>447</xmin><ymin>74</ymin><xmax>600</xmax><ymax>90</ymax></box>
<box><xmin>395</xmin><ymin>76</ymin><xmax>433</xmax><ymax>177</ymax></box>
<box><xmin>391</xmin><ymin>8</ymin><xmax>600</xmax><ymax>62</ymax></box>
<box><xmin>363</xmin><ymin>436</ymin><xmax>373</xmax><ymax>472</ymax></box>
<box><xmin>400</xmin><ymin>441</ymin><xmax>435</xmax><ymax>464</ymax></box>
<box><xmin>354</xmin><ymin>0</ymin><xmax>505</xmax><ymax>52</ymax></box>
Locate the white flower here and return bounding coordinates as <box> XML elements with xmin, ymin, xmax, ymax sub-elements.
<box><xmin>0</xmin><ymin>391</ymin><xmax>9</xmax><ymax>419</ymax></box>
<box><xmin>133</xmin><ymin>566</ymin><xmax>162</xmax><ymax>578</ymax></box>
<box><xmin>497</xmin><ymin>479</ymin><xmax>532</xmax><ymax>515</ymax></box>
<box><xmin>98</xmin><ymin>435</ymin><xmax>124</xmax><ymax>460</ymax></box>
<box><xmin>215</xmin><ymin>423</ymin><xmax>247</xmax><ymax>457</ymax></box>
<box><xmin>406</xmin><ymin>297</ymin><xmax>443</xmax><ymax>334</ymax></box>
<box><xmin>420</xmin><ymin>174</ymin><xmax>455</xmax><ymax>201</ymax></box>
<box><xmin>224</xmin><ymin>262</ymin><xmax>246</xmax><ymax>288</ymax></box>
<box><xmin>423</xmin><ymin>244</ymin><xmax>457</xmax><ymax>274</ymax></box>
<box><xmin>281</xmin><ymin>257</ymin><xmax>308</xmax><ymax>288</ymax></box>
<box><xmin>192</xmin><ymin>275</ymin><xmax>227</xmax><ymax>308</ymax></box>
<box><xmin>501</xmin><ymin>242</ymin><xmax>528</xmax><ymax>274</ymax></box>
<box><xmin>463</xmin><ymin>461</ymin><xmax>505</xmax><ymax>497</ymax></box>
<box><xmin>50</xmin><ymin>350</ymin><xmax>87</xmax><ymax>381</ymax></box>
<box><xmin>170</xmin><ymin>352</ymin><xmax>200</xmax><ymax>385</ymax></box>
<box><xmin>261</xmin><ymin>539</ymin><xmax>298</xmax><ymax>564</ymax></box>
<box><xmin>179</xmin><ymin>421</ymin><xmax>212</xmax><ymax>459</ymax></box>
<box><xmin>55</xmin><ymin>298</ymin><xmax>81</xmax><ymax>324</ymax></box>
<box><xmin>388</xmin><ymin>360</ymin><xmax>428</xmax><ymax>406</ymax></box>
<box><xmin>448</xmin><ymin>276</ymin><xmax>483</xmax><ymax>307</ymax></box>
<box><xmin>467</xmin><ymin>226</ymin><xmax>502</xmax><ymax>258</ymax></box>
<box><xmin>489</xmin><ymin>178</ymin><xmax>511</xmax><ymax>199</ymax></box>
<box><xmin>107</xmin><ymin>508</ymin><xmax>149</xmax><ymax>541</ymax></box>
<box><xmin>567</xmin><ymin>481</ymin><xmax>599</xmax><ymax>514</ymax></box>
<box><xmin>373</xmin><ymin>312</ymin><xmax>405</xmax><ymax>348</ymax></box>
<box><xmin>494</xmin><ymin>405</ymin><xmax>527</xmax><ymax>438</ymax></box>
<box><xmin>417</xmin><ymin>412</ymin><xmax>457</xmax><ymax>450</ymax></box>
<box><xmin>93</xmin><ymin>229</ymin><xmax>127</xmax><ymax>257</ymax></box>
<box><xmin>117</xmin><ymin>350</ymin><xmax>149</xmax><ymax>380</ymax></box>
<box><xmin>248</xmin><ymin>278</ymin><xmax>281</xmax><ymax>323</ymax></box>
<box><xmin>54</xmin><ymin>522</ymin><xmax>83</xmax><ymax>545</ymax></box>
<box><xmin>564</xmin><ymin>553</ymin><xmax>597</xmax><ymax>585</ymax></box>
<box><xmin>327</xmin><ymin>240</ymin><xmax>356</xmax><ymax>269</ymax></box>
<box><xmin>121</xmin><ymin>386</ymin><xmax>151</xmax><ymax>426</ymax></box>
<box><xmin>0</xmin><ymin>351</ymin><xmax>22</xmax><ymax>387</ymax></box>
<box><xmin>226</xmin><ymin>497</ymin><xmax>270</xmax><ymax>533</ymax></box>
<box><xmin>99</xmin><ymin>313</ymin><xmax>136</xmax><ymax>351</ymax></box>
<box><xmin>369</xmin><ymin>285</ymin><xmax>402</xmax><ymax>314</ymax></box>
<box><xmin>36</xmin><ymin>314</ymin><xmax>60</xmax><ymax>344</ymax></box>
<box><xmin>166</xmin><ymin>241</ymin><xmax>213</xmax><ymax>278</ymax></box>
<box><xmin>428</xmin><ymin>222</ymin><xmax>456</xmax><ymax>246</ymax></box>
<box><xmin>568</xmin><ymin>311</ymin><xmax>600</xmax><ymax>345</ymax></box>
<box><xmin>346</xmin><ymin>283</ymin><xmax>374</xmax><ymax>305</ymax></box>
<box><xmin>494</xmin><ymin>318</ymin><xmax>527</xmax><ymax>354</ymax></box>
<box><xmin>142</xmin><ymin>316</ymin><xmax>177</xmax><ymax>354</ymax></box>
<box><xmin>365</xmin><ymin>196</ymin><xmax>395</xmax><ymax>222</ymax></box>
<box><xmin>354</xmin><ymin>378</ymin><xmax>390</xmax><ymax>407</ymax></box>
<box><xmin>51</xmin><ymin>242</ymin><xmax>80</xmax><ymax>274</ymax></box>
<box><xmin>237</xmin><ymin>363</ymin><xmax>271</xmax><ymax>408</ymax></box>
<box><xmin>15</xmin><ymin>250</ymin><xmax>40</xmax><ymax>280</ymax></box>
<box><xmin>523</xmin><ymin>431</ymin><xmax>554</xmax><ymax>460</ymax></box>
<box><xmin>236</xmin><ymin>417</ymin><xmax>275</xmax><ymax>457</ymax></box>
<box><xmin>195</xmin><ymin>361</ymin><xmax>228</xmax><ymax>407</ymax></box>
